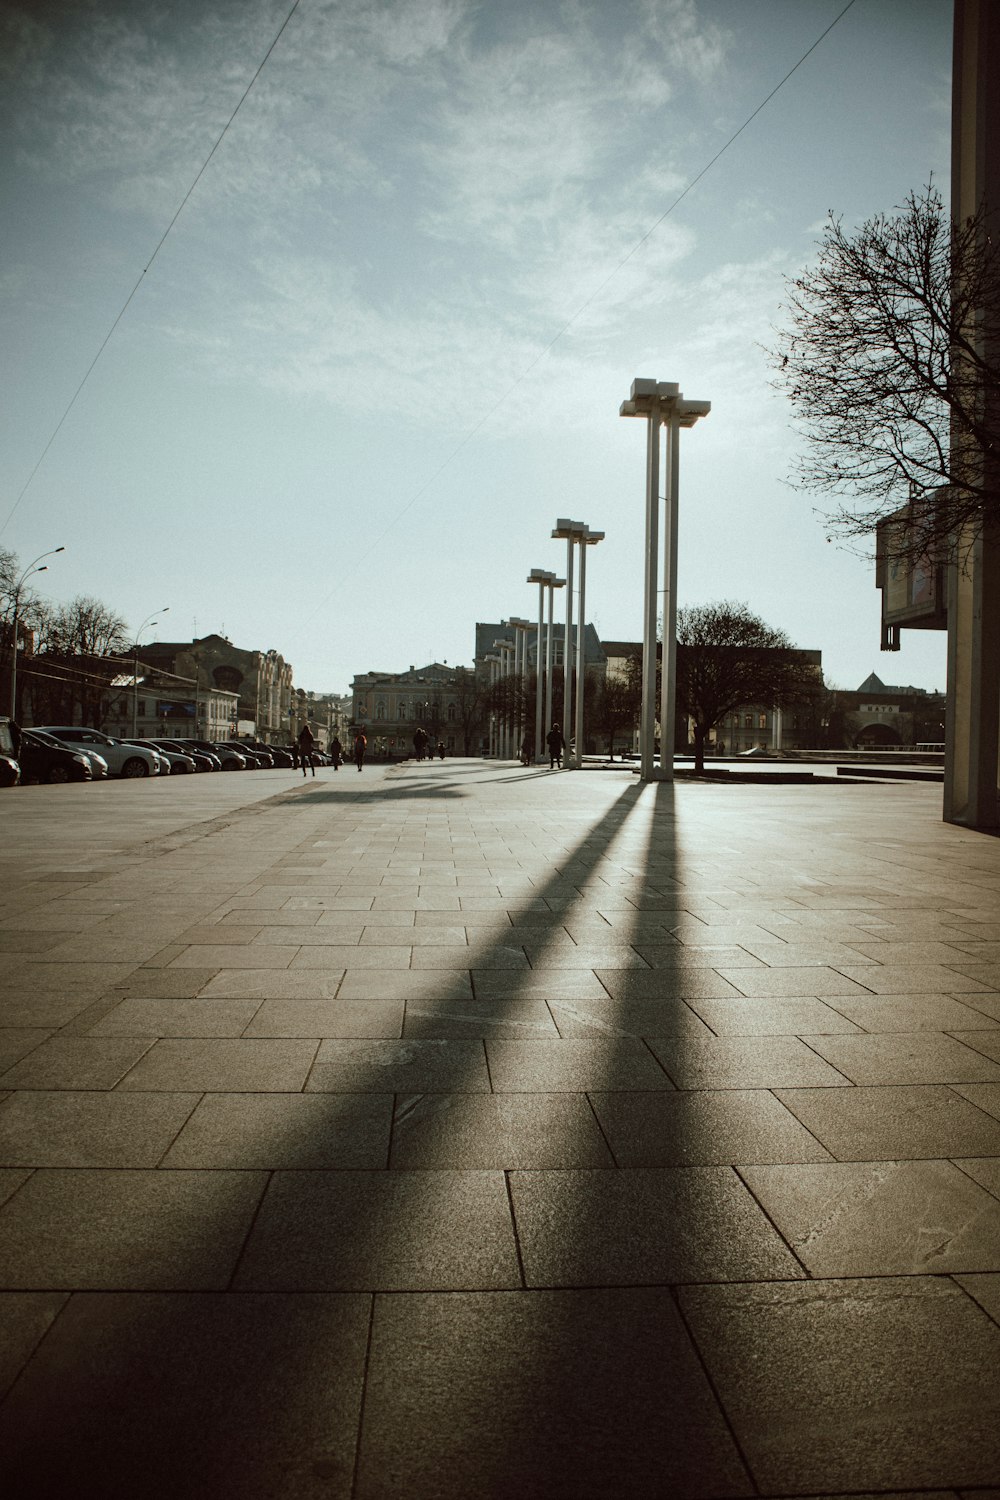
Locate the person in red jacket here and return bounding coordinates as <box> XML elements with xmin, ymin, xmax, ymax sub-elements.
<box><xmin>354</xmin><ymin>730</ymin><xmax>367</xmax><ymax>772</ymax></box>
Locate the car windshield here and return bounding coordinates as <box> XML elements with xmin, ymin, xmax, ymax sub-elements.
<box><xmin>25</xmin><ymin>730</ymin><xmax>61</xmax><ymax>748</ymax></box>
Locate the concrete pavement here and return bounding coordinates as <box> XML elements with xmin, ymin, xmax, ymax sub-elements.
<box><xmin>1</xmin><ymin>758</ymin><xmax>999</xmax><ymax>1497</ymax></box>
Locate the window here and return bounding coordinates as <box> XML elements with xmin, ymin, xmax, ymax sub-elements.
<box><xmin>447</xmin><ymin>704</ymin><xmax>456</xmax><ymax>722</ymax></box>
<box><xmin>744</xmin><ymin>715</ymin><xmax>753</xmax><ymax>729</ymax></box>
<box><xmin>758</xmin><ymin>713</ymin><xmax>767</xmax><ymax>729</ymax></box>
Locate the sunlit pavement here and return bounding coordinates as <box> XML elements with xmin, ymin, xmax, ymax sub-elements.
<box><xmin>1</xmin><ymin>758</ymin><xmax>999</xmax><ymax>1497</ymax></box>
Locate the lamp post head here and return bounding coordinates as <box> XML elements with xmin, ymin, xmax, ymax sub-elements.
<box><xmin>552</xmin><ymin>518</ymin><xmax>586</xmax><ymax>540</ymax></box>
<box><xmin>583</xmin><ymin>529</ymin><xmax>605</xmax><ymax>546</ymax></box>
<box><xmin>620</xmin><ymin>379</ymin><xmax>710</xmax><ymax>424</ymax></box>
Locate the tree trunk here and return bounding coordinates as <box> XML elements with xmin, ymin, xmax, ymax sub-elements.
<box><xmin>693</xmin><ymin>724</ymin><xmax>706</xmax><ymax>775</ymax></box>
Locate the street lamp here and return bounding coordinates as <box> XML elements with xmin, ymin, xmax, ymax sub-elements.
<box><xmin>8</xmin><ymin>547</ymin><xmax>65</xmax><ymax>718</ymax></box>
<box><xmin>574</xmin><ymin>528</ymin><xmax>604</xmax><ymax>769</ymax></box>
<box><xmin>132</xmin><ymin>607</ymin><xmax>169</xmax><ymax>737</ymax></box>
<box><xmin>527</xmin><ymin>569</ymin><xmax>558</xmax><ymax>761</ymax></box>
<box><xmin>551</xmin><ymin>519</ymin><xmax>586</xmax><ymax>756</ymax></box>
<box><xmin>493</xmin><ymin>636</ymin><xmax>514</xmax><ymax>758</ymax></box>
<box><xmin>620</xmin><ymin>379</ymin><xmax>710</xmax><ymax>781</ymax></box>
<box><xmin>507</xmin><ymin>617</ymin><xmax>532</xmax><ymax>760</ymax></box>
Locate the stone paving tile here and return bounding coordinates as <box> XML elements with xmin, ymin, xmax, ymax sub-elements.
<box><xmin>0</xmin><ymin>1089</ymin><xmax>198</xmax><ymax>1167</ymax></box>
<box><xmin>589</xmin><ymin>1088</ymin><xmax>833</xmax><ymax>1167</ymax></box>
<box><xmin>740</xmin><ymin>1159</ymin><xmax>1000</xmax><ymax>1275</ymax></box>
<box><xmin>109</xmin><ymin>968</ymin><xmax>222</xmax><ymax>999</ymax></box>
<box><xmin>355</xmin><ymin>1288</ymin><xmax>753</xmax><ymax>1499</ymax></box>
<box><xmin>547</xmin><ymin>994</ymin><xmax>713</xmax><ymax>1038</ymax></box>
<box><xmin>827</xmin><ymin>994</ymin><xmax>1000</xmax><ymax>1032</ymax></box>
<box><xmin>389</xmin><ymin>1092</ymin><xmax>614</xmax><ymax>1169</ymax></box>
<box><xmin>161</xmin><ymin>1091</ymin><xmax>392</xmax><ymax>1169</ymax></box>
<box><xmin>0</xmin><ymin>1028</ymin><xmax>52</xmax><ymax>1072</ymax></box>
<box><xmin>955</xmin><ymin>1272</ymin><xmax>1000</xmax><ymax>1324</ymax></box>
<box><xmin>336</xmin><ymin>970</ymin><xmax>474</xmax><ymax>1001</ymax></box>
<box><xmin>835</xmin><ymin>965</ymin><xmax>994</xmax><ymax>994</ymax></box>
<box><xmin>0</xmin><ymin>1291</ymin><xmax>69</xmax><ymax>1400</ymax></box>
<box><xmin>0</xmin><ymin>992</ymin><xmax>117</xmax><ymax>1029</ymax></box>
<box><xmin>243</xmin><ymin>998</ymin><xmax>403</xmax><ymax>1038</ymax></box>
<box><xmin>402</xmin><ymin>999</ymin><xmax>559</xmax><ymax>1039</ymax></box>
<box><xmin>486</xmin><ymin>1037</ymin><xmax>674</xmax><ymax>1092</ymax></box>
<box><xmin>290</xmin><ymin>945</ymin><xmax>412</xmax><ymax>969</ymax></box>
<box><xmin>87</xmin><ymin>995</ymin><xmax>263</xmax><ymax>1037</ymax></box>
<box><xmin>954</xmin><ymin>1029</ymin><xmax>1000</xmax><ymax>1064</ymax></box>
<box><xmin>648</xmin><ymin>1035</ymin><xmax>851</xmax><ymax>1089</ymax></box>
<box><xmin>952</xmin><ymin>1081</ymin><xmax>1000</xmax><ymax>1122</ymax></box>
<box><xmin>306</xmin><ymin>1038</ymin><xmax>490</xmax><ymax>1093</ymax></box>
<box><xmin>168</xmin><ymin>944</ymin><xmax>296</xmax><ymax>970</ymax></box>
<box><xmin>0</xmin><ymin>1035</ymin><xmax>155</xmax><ymax>1090</ymax></box>
<box><xmin>202</xmin><ymin>968</ymin><xmax>346</xmax><ymax>999</ymax></box>
<box><xmin>116</xmin><ymin>1037</ymin><xmax>319</xmax><ymax>1092</ymax></box>
<box><xmin>679</xmin><ymin>1277</ymin><xmax>1000</xmax><ymax>1494</ymax></box>
<box><xmin>687</xmin><ymin>996</ymin><xmax>862</xmax><ymax>1035</ymax></box>
<box><xmin>471</xmin><ymin>969</ymin><xmax>609</xmax><ymax>1001</ymax></box>
<box><xmin>234</xmin><ymin>1169</ymin><xmax>520</xmax><ymax>1291</ymax></box>
<box><xmin>720</xmin><ymin>966</ymin><xmax>876</xmax><ymax>998</ymax></box>
<box><xmin>805</xmin><ymin>1032</ymin><xmax>1000</xmax><ymax>1086</ymax></box>
<box><xmin>0</xmin><ymin>1168</ymin><xmax>267</xmax><ymax>1288</ymax></box>
<box><xmin>0</xmin><ymin>1171</ymin><xmax>30</xmax><ymax>1208</ymax></box>
<box><xmin>410</xmin><ymin>945</ymin><xmax>528</xmax><ymax>970</ymax></box>
<box><xmin>364</xmin><ymin>926</ymin><xmax>465</xmax><ymax>946</ymax></box>
<box><xmin>594</xmin><ymin>967</ymin><xmax>744</xmax><ymax>1001</ymax></box>
<box><xmin>0</xmin><ymin>1292</ymin><xmax>370</xmax><ymax>1498</ymax></box>
<box><xmin>776</xmin><ymin>1085</ymin><xmax>1000</xmax><ymax>1161</ymax></box>
<box><xmin>510</xmin><ymin>1166</ymin><xmax>804</xmax><ymax>1286</ymax></box>
<box><xmin>955</xmin><ymin>1155</ymin><xmax>1000</xmax><ymax>1197</ymax></box>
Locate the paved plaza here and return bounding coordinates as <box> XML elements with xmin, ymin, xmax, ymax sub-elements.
<box><xmin>1</xmin><ymin>758</ymin><xmax>999</xmax><ymax>1497</ymax></box>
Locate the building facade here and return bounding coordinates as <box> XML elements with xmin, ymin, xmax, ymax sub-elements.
<box><xmin>136</xmin><ymin>635</ymin><xmax>295</xmax><ymax>743</ymax></box>
<box><xmin>351</xmin><ymin>663</ymin><xmax>466</xmax><ymax>756</ymax></box>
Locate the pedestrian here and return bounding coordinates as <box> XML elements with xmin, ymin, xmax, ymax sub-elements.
<box><xmin>520</xmin><ymin>732</ymin><xmax>532</xmax><ymax>767</ymax></box>
<box><xmin>437</xmin><ymin>740</ymin><xmax>445</xmax><ymax>760</ymax></box>
<box><xmin>354</xmin><ymin>730</ymin><xmax>367</xmax><ymax>771</ymax></box>
<box><xmin>290</xmin><ymin>740</ymin><xmax>299</xmax><ymax>770</ymax></box>
<box><xmin>298</xmin><ymin>721</ymin><xmax>316</xmax><ymax>776</ymax></box>
<box><xmin>331</xmin><ymin>734</ymin><xmax>342</xmax><ymax>770</ymax></box>
<box><xmin>546</xmin><ymin>722</ymin><xmax>564</xmax><ymax>770</ymax></box>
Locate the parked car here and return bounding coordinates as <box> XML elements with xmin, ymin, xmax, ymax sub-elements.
<box><xmin>68</xmin><ymin>745</ymin><xmax>110</xmax><ymax>779</ymax></box>
<box><xmin>240</xmin><ymin>739</ymin><xmax>292</xmax><ymax>768</ymax></box>
<box><xmin>175</xmin><ymin>740</ymin><xmax>223</xmax><ymax>770</ymax></box>
<box><xmin>18</xmin><ymin>729</ymin><xmax>93</xmax><ymax>784</ymax></box>
<box><xmin>123</xmin><ymin>738</ymin><xmax>197</xmax><ymax>774</ymax></box>
<box><xmin>181</xmin><ymin>739</ymin><xmax>247</xmax><ymax>770</ymax></box>
<box><xmin>37</xmin><ymin>727</ymin><xmax>163</xmax><ymax>778</ymax></box>
<box><xmin>0</xmin><ymin>718</ymin><xmax>20</xmax><ymax>786</ymax></box>
<box><xmin>148</xmin><ymin>739</ymin><xmax>216</xmax><ymax>772</ymax></box>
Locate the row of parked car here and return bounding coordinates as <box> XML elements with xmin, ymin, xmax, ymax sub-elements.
<box><xmin>0</xmin><ymin>721</ymin><xmax>322</xmax><ymax>786</ymax></box>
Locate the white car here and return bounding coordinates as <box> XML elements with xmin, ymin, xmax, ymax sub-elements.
<box><xmin>38</xmin><ymin>726</ymin><xmax>163</xmax><ymax>779</ymax></box>
<box><xmin>124</xmin><ymin>738</ymin><xmax>196</xmax><ymax>774</ymax></box>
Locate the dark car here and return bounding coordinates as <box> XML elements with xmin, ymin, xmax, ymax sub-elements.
<box><xmin>176</xmin><ymin>740</ymin><xmax>223</xmax><ymax>770</ymax></box>
<box><xmin>18</xmin><ymin>729</ymin><xmax>93</xmax><ymax>784</ymax></box>
<box><xmin>240</xmin><ymin>739</ymin><xmax>292</xmax><ymax>768</ymax></box>
<box><xmin>148</xmin><ymin>739</ymin><xmax>216</xmax><ymax>772</ymax></box>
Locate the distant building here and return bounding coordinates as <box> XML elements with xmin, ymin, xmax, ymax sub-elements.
<box><xmin>828</xmin><ymin>672</ymin><xmax>946</xmax><ymax>749</ymax></box>
<box><xmin>133</xmin><ymin>635</ymin><xmax>294</xmax><ymax>743</ymax></box>
<box><xmin>350</xmin><ymin>663</ymin><xmax>468</xmax><ymax>756</ymax></box>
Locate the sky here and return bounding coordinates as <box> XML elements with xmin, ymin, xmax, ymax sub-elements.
<box><xmin>0</xmin><ymin>0</ymin><xmax>953</xmax><ymax>696</ymax></box>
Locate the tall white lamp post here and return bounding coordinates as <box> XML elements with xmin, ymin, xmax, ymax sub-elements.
<box><xmin>132</xmin><ymin>607</ymin><xmax>169</xmax><ymax>736</ymax></box>
<box><xmin>551</xmin><ymin>519</ymin><xmax>585</xmax><ymax>754</ymax></box>
<box><xmin>8</xmin><ymin>546</ymin><xmax>65</xmax><ymax>718</ymax></box>
<box><xmin>620</xmin><ymin>379</ymin><xmax>710</xmax><ymax>781</ymax></box>
<box><xmin>527</xmin><ymin>569</ymin><xmax>556</xmax><ymax>762</ymax></box>
<box><xmin>573</xmin><ymin>528</ymin><xmax>603</xmax><ymax>769</ymax></box>
<box><xmin>543</xmin><ymin>574</ymin><xmax>565</xmax><ymax>752</ymax></box>
<box><xmin>493</xmin><ymin>636</ymin><xmax>514</xmax><ymax>758</ymax></box>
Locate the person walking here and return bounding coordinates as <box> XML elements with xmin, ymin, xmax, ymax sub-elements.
<box><xmin>520</xmin><ymin>732</ymin><xmax>532</xmax><ymax>767</ymax></box>
<box><xmin>298</xmin><ymin>721</ymin><xmax>316</xmax><ymax>777</ymax></box>
<box><xmin>330</xmin><ymin>734</ymin><xmax>342</xmax><ymax>770</ymax></box>
<box><xmin>437</xmin><ymin>740</ymin><xmax>445</xmax><ymax>760</ymax></box>
<box><xmin>354</xmin><ymin>729</ymin><xmax>367</xmax><ymax>771</ymax></box>
<box><xmin>546</xmin><ymin>722</ymin><xmax>564</xmax><ymax>770</ymax></box>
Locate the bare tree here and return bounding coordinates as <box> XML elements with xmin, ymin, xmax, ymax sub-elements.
<box><xmin>451</xmin><ymin>667</ymin><xmax>488</xmax><ymax>756</ymax></box>
<box><xmin>677</xmin><ymin>603</ymin><xmax>820</xmax><ymax>774</ymax></box>
<box><xmin>591</xmin><ymin>672</ymin><xmax>641</xmax><ymax>760</ymax></box>
<box><xmin>770</xmin><ymin>182</ymin><xmax>1000</xmax><ymax>558</ymax></box>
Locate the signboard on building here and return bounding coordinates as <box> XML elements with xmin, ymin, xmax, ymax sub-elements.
<box><xmin>875</xmin><ymin>501</ymin><xmax>948</xmax><ymax>649</ymax></box>
<box><xmin>157</xmin><ymin>700</ymin><xmax>196</xmax><ymax>719</ymax></box>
